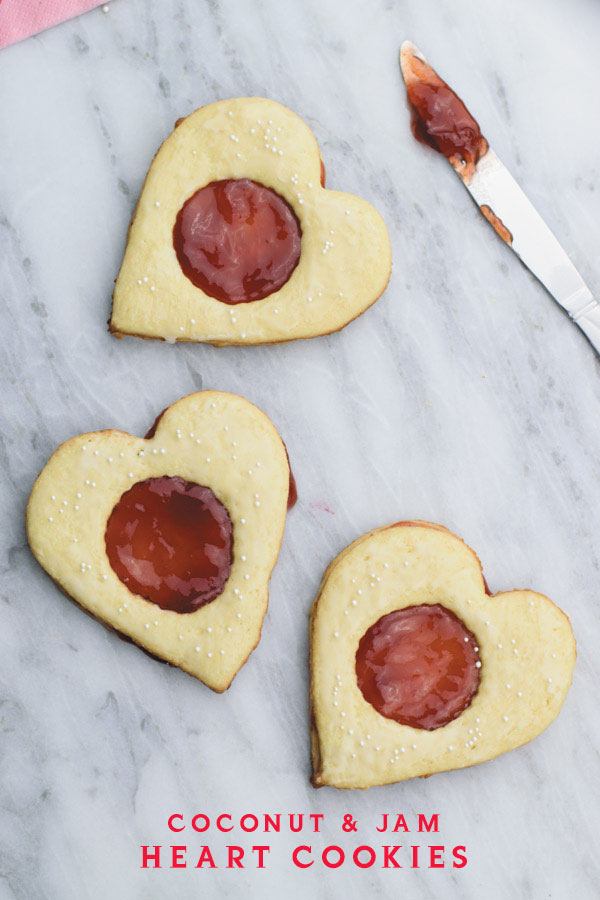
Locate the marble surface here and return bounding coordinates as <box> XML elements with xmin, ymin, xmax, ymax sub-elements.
<box><xmin>1</xmin><ymin>0</ymin><xmax>599</xmax><ymax>897</ymax></box>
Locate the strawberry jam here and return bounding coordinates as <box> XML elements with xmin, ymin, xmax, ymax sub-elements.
<box><xmin>105</xmin><ymin>476</ymin><xmax>232</xmax><ymax>613</ymax></box>
<box><xmin>402</xmin><ymin>47</ymin><xmax>488</xmax><ymax>180</ymax></box>
<box><xmin>173</xmin><ymin>178</ymin><xmax>301</xmax><ymax>304</ymax></box>
<box><xmin>356</xmin><ymin>604</ymin><xmax>480</xmax><ymax>730</ymax></box>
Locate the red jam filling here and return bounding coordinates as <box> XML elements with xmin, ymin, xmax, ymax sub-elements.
<box><xmin>173</xmin><ymin>178</ymin><xmax>302</xmax><ymax>304</ymax></box>
<box><xmin>287</xmin><ymin>471</ymin><xmax>298</xmax><ymax>510</ymax></box>
<box><xmin>105</xmin><ymin>476</ymin><xmax>232</xmax><ymax>613</ymax></box>
<box><xmin>403</xmin><ymin>51</ymin><xmax>488</xmax><ymax>176</ymax></box>
<box><xmin>356</xmin><ymin>603</ymin><xmax>480</xmax><ymax>730</ymax></box>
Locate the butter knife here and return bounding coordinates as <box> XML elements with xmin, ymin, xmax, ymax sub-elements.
<box><xmin>400</xmin><ymin>40</ymin><xmax>600</xmax><ymax>355</ymax></box>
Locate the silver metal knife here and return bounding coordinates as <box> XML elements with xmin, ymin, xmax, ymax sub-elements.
<box><xmin>400</xmin><ymin>40</ymin><xmax>600</xmax><ymax>355</ymax></box>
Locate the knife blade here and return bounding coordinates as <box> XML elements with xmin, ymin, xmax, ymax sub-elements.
<box><xmin>399</xmin><ymin>40</ymin><xmax>600</xmax><ymax>355</ymax></box>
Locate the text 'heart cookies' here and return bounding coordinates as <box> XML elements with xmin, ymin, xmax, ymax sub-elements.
<box><xmin>110</xmin><ymin>97</ymin><xmax>392</xmax><ymax>345</ymax></box>
<box><xmin>309</xmin><ymin>521</ymin><xmax>575</xmax><ymax>789</ymax></box>
<box><xmin>27</xmin><ymin>391</ymin><xmax>291</xmax><ymax>691</ymax></box>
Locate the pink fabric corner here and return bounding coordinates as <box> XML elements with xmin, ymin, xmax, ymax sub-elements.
<box><xmin>0</xmin><ymin>0</ymin><xmax>108</xmax><ymax>50</ymax></box>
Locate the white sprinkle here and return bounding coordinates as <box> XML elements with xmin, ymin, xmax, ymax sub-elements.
<box><xmin>333</xmin><ymin>631</ymin><xmax>339</xmax><ymax>638</ymax></box>
<box><xmin>548</xmin><ymin>677</ymin><xmax>553</xmax><ymax>684</ymax></box>
<box><xmin>154</xmin><ymin>201</ymin><xmax>160</xmax><ymax>207</ymax></box>
<box><xmin>195</xmin><ymin>646</ymin><xmax>201</xmax><ymax>652</ymax></box>
<box><xmin>503</xmin><ymin>716</ymin><xmax>509</xmax><ymax>722</ymax></box>
<box><xmin>207</xmin><ymin>652</ymin><xmax>213</xmax><ymax>658</ymax></box>
<box><xmin>448</xmin><ymin>745</ymin><xmax>454</xmax><ymax>751</ymax></box>
<box><xmin>178</xmin><ymin>635</ymin><xmax>183</xmax><ymax>640</ymax></box>
<box><xmin>475</xmin><ymin>661</ymin><xmax>481</xmax><ymax>668</ymax></box>
<box><xmin>145</xmin><ymin>623</ymin><xmax>150</xmax><ymax>629</ymax></box>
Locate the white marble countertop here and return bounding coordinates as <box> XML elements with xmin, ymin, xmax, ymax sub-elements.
<box><xmin>1</xmin><ymin>0</ymin><xmax>600</xmax><ymax>897</ymax></box>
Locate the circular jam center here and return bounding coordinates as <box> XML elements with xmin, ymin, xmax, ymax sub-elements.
<box><xmin>105</xmin><ymin>476</ymin><xmax>233</xmax><ymax>613</ymax></box>
<box><xmin>356</xmin><ymin>603</ymin><xmax>480</xmax><ymax>730</ymax></box>
<box><xmin>173</xmin><ymin>178</ymin><xmax>302</xmax><ymax>304</ymax></box>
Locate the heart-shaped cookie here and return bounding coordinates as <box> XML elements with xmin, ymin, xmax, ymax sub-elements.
<box><xmin>310</xmin><ymin>521</ymin><xmax>575</xmax><ymax>789</ymax></box>
<box><xmin>110</xmin><ymin>97</ymin><xmax>392</xmax><ymax>345</ymax></box>
<box><xmin>27</xmin><ymin>391</ymin><xmax>291</xmax><ymax>691</ymax></box>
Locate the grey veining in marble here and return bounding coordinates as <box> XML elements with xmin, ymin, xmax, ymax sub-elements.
<box><xmin>1</xmin><ymin>0</ymin><xmax>599</xmax><ymax>897</ymax></box>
